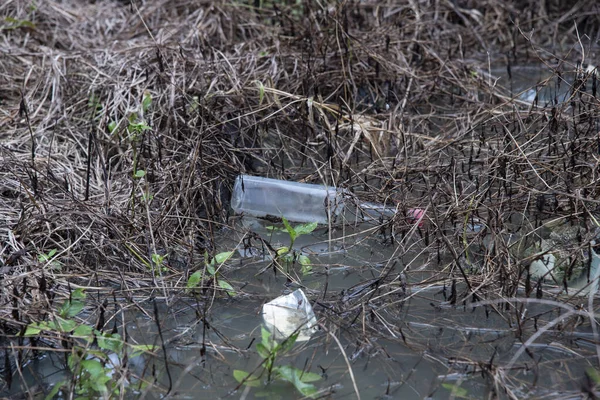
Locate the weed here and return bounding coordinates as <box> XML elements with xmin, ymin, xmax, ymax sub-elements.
<box><xmin>267</xmin><ymin>217</ymin><xmax>317</xmax><ymax>275</ymax></box>
<box><xmin>2</xmin><ymin>16</ymin><xmax>35</xmax><ymax>30</ymax></box>
<box><xmin>441</xmin><ymin>383</ymin><xmax>470</xmax><ymax>399</ymax></box>
<box><xmin>187</xmin><ymin>251</ymin><xmax>236</xmax><ymax>296</ymax></box>
<box><xmin>233</xmin><ymin>326</ymin><xmax>321</xmax><ymax>397</ymax></box>
<box><xmin>151</xmin><ymin>252</ymin><xmax>168</xmax><ymax>275</ymax></box>
<box><xmin>37</xmin><ymin>248</ymin><xmax>62</xmax><ymax>271</ymax></box>
<box><xmin>23</xmin><ymin>289</ymin><xmax>156</xmax><ymax>398</ymax></box>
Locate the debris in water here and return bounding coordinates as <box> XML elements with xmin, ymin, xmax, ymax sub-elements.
<box><xmin>261</xmin><ymin>289</ymin><xmax>318</xmax><ymax>342</ymax></box>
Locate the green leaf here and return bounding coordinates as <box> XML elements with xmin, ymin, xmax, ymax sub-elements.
<box><xmin>301</xmin><ymin>265</ymin><xmax>312</xmax><ymax>275</ymax></box>
<box><xmin>275</xmin><ymin>365</ymin><xmax>318</xmax><ymax>396</ymax></box>
<box><xmin>294</xmin><ymin>222</ymin><xmax>317</xmax><ymax>236</ymax></box>
<box><xmin>233</xmin><ymin>370</ymin><xmax>261</xmax><ymax>387</ymax></box>
<box><xmin>24</xmin><ymin>321</ymin><xmax>55</xmax><ymax>336</ymax></box>
<box><xmin>130</xmin><ymin>344</ymin><xmax>157</xmax><ymax>358</ymax></box>
<box><xmin>73</xmin><ymin>324</ymin><xmax>94</xmax><ymax>339</ymax></box>
<box><xmin>188</xmin><ymin>96</ymin><xmax>200</xmax><ymax>113</ymax></box>
<box><xmin>152</xmin><ymin>253</ymin><xmax>164</xmax><ymax>266</ymax></box>
<box><xmin>276</xmin><ymin>247</ymin><xmax>289</xmax><ymax>257</ymax></box>
<box><xmin>282</xmin><ymin>253</ymin><xmax>294</xmax><ymax>265</ymax></box>
<box><xmin>4</xmin><ymin>16</ymin><xmax>36</xmax><ymax>29</ymax></box>
<box><xmin>53</xmin><ymin>317</ymin><xmax>77</xmax><ymax>333</ymax></box>
<box><xmin>97</xmin><ymin>333</ymin><xmax>122</xmax><ymax>353</ymax></box>
<box><xmin>214</xmin><ymin>251</ymin><xmax>234</xmax><ymax>264</ymax></box>
<box><xmin>142</xmin><ymin>92</ymin><xmax>152</xmax><ymax>113</ymax></box>
<box><xmin>187</xmin><ymin>270</ymin><xmax>202</xmax><ymax>288</ymax></box>
<box><xmin>588</xmin><ymin>368</ymin><xmax>600</xmax><ymax>384</ymax></box>
<box><xmin>297</xmin><ymin>254</ymin><xmax>311</xmax><ymax>268</ymax></box>
<box><xmin>218</xmin><ymin>279</ymin><xmax>236</xmax><ymax>296</ymax></box>
<box><xmin>81</xmin><ymin>359</ymin><xmax>105</xmax><ymax>378</ymax></box>
<box><xmin>67</xmin><ymin>353</ymin><xmax>78</xmax><ymax>370</ymax></box>
<box><xmin>278</xmin><ymin>331</ymin><xmax>299</xmax><ymax>354</ymax></box>
<box><xmin>71</xmin><ymin>288</ymin><xmax>86</xmax><ymax>300</ymax></box>
<box><xmin>296</xmin><ymin>370</ymin><xmax>322</xmax><ymax>383</ymax></box>
<box><xmin>261</xmin><ymin>326</ymin><xmax>274</xmax><ymax>349</ymax></box>
<box><xmin>24</xmin><ymin>324</ymin><xmax>42</xmax><ymax>336</ymax></box>
<box><xmin>256</xmin><ymin>81</ymin><xmax>265</xmax><ymax>105</ymax></box>
<box><xmin>256</xmin><ymin>342</ymin><xmax>270</xmax><ymax>359</ymax></box>
<box><xmin>45</xmin><ymin>380</ymin><xmax>65</xmax><ymax>400</ymax></box>
<box><xmin>108</xmin><ymin>120</ymin><xmax>117</xmax><ymax>133</ymax></box>
<box><xmin>282</xmin><ymin>217</ymin><xmax>297</xmax><ymax>243</ymax></box>
<box><xmin>206</xmin><ymin>263</ymin><xmax>216</xmax><ymax>276</ymax></box>
<box><xmin>442</xmin><ymin>383</ymin><xmax>468</xmax><ymax>398</ymax></box>
<box><xmin>298</xmin><ymin>384</ymin><xmax>318</xmax><ymax>397</ymax></box>
<box><xmin>38</xmin><ymin>248</ymin><xmax>57</xmax><ymax>262</ymax></box>
<box><xmin>134</xmin><ymin>169</ymin><xmax>146</xmax><ymax>178</ymax></box>
<box><xmin>128</xmin><ymin>121</ymin><xmax>151</xmax><ymax>134</ymax></box>
<box><xmin>59</xmin><ymin>297</ymin><xmax>85</xmax><ymax>319</ymax></box>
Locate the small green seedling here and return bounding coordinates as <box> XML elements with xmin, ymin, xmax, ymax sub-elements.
<box><xmin>233</xmin><ymin>326</ymin><xmax>321</xmax><ymax>397</ymax></box>
<box><xmin>151</xmin><ymin>253</ymin><xmax>168</xmax><ymax>274</ymax></box>
<box><xmin>38</xmin><ymin>248</ymin><xmax>57</xmax><ymax>262</ymax></box>
<box><xmin>2</xmin><ymin>16</ymin><xmax>36</xmax><ymax>30</ymax></box>
<box><xmin>270</xmin><ymin>218</ymin><xmax>317</xmax><ymax>275</ymax></box>
<box><xmin>23</xmin><ymin>289</ymin><xmax>156</xmax><ymax>399</ymax></box>
<box><xmin>107</xmin><ymin>120</ymin><xmax>118</xmax><ymax>134</ymax></box>
<box><xmin>38</xmin><ymin>248</ymin><xmax>62</xmax><ymax>270</ymax></box>
<box><xmin>441</xmin><ymin>382</ymin><xmax>470</xmax><ymax>399</ymax></box>
<box><xmin>187</xmin><ymin>251</ymin><xmax>236</xmax><ymax>296</ymax></box>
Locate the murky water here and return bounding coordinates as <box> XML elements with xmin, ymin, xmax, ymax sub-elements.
<box><xmin>7</xmin><ymin>210</ymin><xmax>599</xmax><ymax>399</ymax></box>
<box><xmin>4</xmin><ymin>62</ymin><xmax>599</xmax><ymax>400</ymax></box>
<box><xmin>490</xmin><ymin>63</ymin><xmax>591</xmax><ymax>105</ymax></box>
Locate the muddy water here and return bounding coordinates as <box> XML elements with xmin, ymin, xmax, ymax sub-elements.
<box><xmin>6</xmin><ymin>65</ymin><xmax>599</xmax><ymax>400</ymax></box>
<box><xmin>9</xmin><ymin>212</ymin><xmax>599</xmax><ymax>399</ymax></box>
<box><xmin>490</xmin><ymin>64</ymin><xmax>585</xmax><ymax>104</ymax></box>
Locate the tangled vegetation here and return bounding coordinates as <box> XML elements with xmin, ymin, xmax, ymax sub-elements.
<box><xmin>1</xmin><ymin>0</ymin><xmax>600</xmax><ymax>398</ymax></box>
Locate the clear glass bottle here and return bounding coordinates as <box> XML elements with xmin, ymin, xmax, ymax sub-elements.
<box><xmin>231</xmin><ymin>175</ymin><xmax>397</xmax><ymax>224</ymax></box>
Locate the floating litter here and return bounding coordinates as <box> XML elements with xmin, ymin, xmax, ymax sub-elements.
<box><xmin>261</xmin><ymin>289</ymin><xmax>318</xmax><ymax>342</ymax></box>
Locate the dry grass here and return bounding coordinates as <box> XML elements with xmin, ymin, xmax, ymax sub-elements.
<box><xmin>2</xmin><ymin>0</ymin><xmax>600</xmax><ymax>397</ymax></box>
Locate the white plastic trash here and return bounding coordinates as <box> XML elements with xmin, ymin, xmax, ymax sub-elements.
<box><xmin>261</xmin><ymin>289</ymin><xmax>318</xmax><ymax>342</ymax></box>
<box><xmin>528</xmin><ymin>235</ymin><xmax>600</xmax><ymax>296</ymax></box>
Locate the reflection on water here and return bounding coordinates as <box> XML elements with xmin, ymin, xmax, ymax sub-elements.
<box><xmin>490</xmin><ymin>64</ymin><xmax>592</xmax><ymax>105</ymax></box>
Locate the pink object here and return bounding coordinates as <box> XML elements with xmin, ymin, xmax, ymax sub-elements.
<box><xmin>407</xmin><ymin>208</ymin><xmax>425</xmax><ymax>227</ymax></box>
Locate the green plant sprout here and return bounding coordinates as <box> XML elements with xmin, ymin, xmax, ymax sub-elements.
<box><xmin>129</xmin><ymin>91</ymin><xmax>152</xmax><ymax>181</ymax></box>
<box><xmin>151</xmin><ymin>252</ymin><xmax>168</xmax><ymax>275</ymax></box>
<box><xmin>105</xmin><ymin>91</ymin><xmax>154</xmax><ymax>216</ymax></box>
<box><xmin>187</xmin><ymin>251</ymin><xmax>236</xmax><ymax>296</ymax></box>
<box><xmin>105</xmin><ymin>93</ymin><xmax>152</xmax><ymax>217</ymax></box>
<box><xmin>267</xmin><ymin>217</ymin><xmax>317</xmax><ymax>275</ymax></box>
<box><xmin>441</xmin><ymin>382</ymin><xmax>471</xmax><ymax>399</ymax></box>
<box><xmin>2</xmin><ymin>16</ymin><xmax>36</xmax><ymax>30</ymax></box>
<box><xmin>88</xmin><ymin>93</ymin><xmax>103</xmax><ymax>122</ymax></box>
<box><xmin>38</xmin><ymin>248</ymin><xmax>62</xmax><ymax>271</ymax></box>
<box><xmin>233</xmin><ymin>326</ymin><xmax>321</xmax><ymax>397</ymax></box>
<box><xmin>586</xmin><ymin>367</ymin><xmax>600</xmax><ymax>386</ymax></box>
<box><xmin>23</xmin><ymin>289</ymin><xmax>156</xmax><ymax>399</ymax></box>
